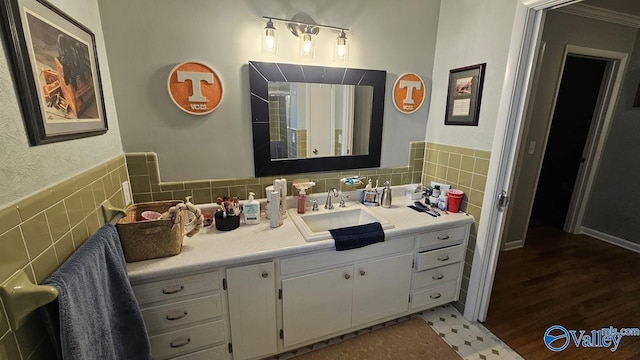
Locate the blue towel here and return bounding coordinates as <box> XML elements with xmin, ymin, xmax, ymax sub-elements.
<box><xmin>42</xmin><ymin>224</ymin><xmax>152</xmax><ymax>360</ymax></box>
<box><xmin>329</xmin><ymin>222</ymin><xmax>385</xmax><ymax>251</ymax></box>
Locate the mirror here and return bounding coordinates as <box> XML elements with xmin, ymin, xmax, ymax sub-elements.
<box><xmin>249</xmin><ymin>61</ymin><xmax>386</xmax><ymax>176</ymax></box>
<box><xmin>267</xmin><ymin>82</ymin><xmax>373</xmax><ymax>159</ymax></box>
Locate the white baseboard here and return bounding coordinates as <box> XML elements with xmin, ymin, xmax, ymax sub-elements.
<box><xmin>501</xmin><ymin>239</ymin><xmax>524</xmax><ymax>251</ymax></box>
<box><xmin>581</xmin><ymin>227</ymin><xmax>640</xmax><ymax>254</ymax></box>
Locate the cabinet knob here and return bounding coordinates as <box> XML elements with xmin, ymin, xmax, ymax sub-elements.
<box><xmin>344</xmin><ymin>273</ymin><xmax>351</xmax><ymax>280</ymax></box>
<box><xmin>166</xmin><ymin>311</ymin><xmax>188</xmax><ymax>321</ymax></box>
<box><xmin>162</xmin><ymin>285</ymin><xmax>184</xmax><ymax>295</ymax></box>
<box><xmin>262</xmin><ymin>271</ymin><xmax>269</xmax><ymax>278</ymax></box>
<box><xmin>169</xmin><ymin>337</ymin><xmax>191</xmax><ymax>348</ymax></box>
<box><xmin>432</xmin><ymin>273</ymin><xmax>444</xmax><ymax>280</ymax></box>
<box><xmin>437</xmin><ymin>235</ymin><xmax>450</xmax><ymax>240</ymax></box>
<box><xmin>430</xmin><ymin>293</ymin><xmax>442</xmax><ymax>299</ymax></box>
<box><xmin>359</xmin><ymin>270</ymin><xmax>366</xmax><ymax>276</ymax></box>
<box><xmin>437</xmin><ymin>255</ymin><xmax>450</xmax><ymax>262</ymax></box>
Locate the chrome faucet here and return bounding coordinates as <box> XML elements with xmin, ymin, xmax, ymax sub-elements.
<box><xmin>324</xmin><ymin>188</ymin><xmax>339</xmax><ymax>210</ymax></box>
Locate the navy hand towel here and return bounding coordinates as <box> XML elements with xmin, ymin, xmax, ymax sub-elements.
<box><xmin>42</xmin><ymin>224</ymin><xmax>152</xmax><ymax>360</ymax></box>
<box><xmin>329</xmin><ymin>222</ymin><xmax>385</xmax><ymax>251</ymax></box>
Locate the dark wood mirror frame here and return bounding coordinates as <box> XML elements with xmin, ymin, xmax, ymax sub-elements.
<box><xmin>249</xmin><ymin>61</ymin><xmax>387</xmax><ymax>177</ymax></box>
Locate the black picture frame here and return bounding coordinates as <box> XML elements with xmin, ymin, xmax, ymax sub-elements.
<box><xmin>0</xmin><ymin>0</ymin><xmax>108</xmax><ymax>145</ymax></box>
<box><xmin>634</xmin><ymin>82</ymin><xmax>640</xmax><ymax>108</ymax></box>
<box><xmin>444</xmin><ymin>63</ymin><xmax>486</xmax><ymax>126</ymax></box>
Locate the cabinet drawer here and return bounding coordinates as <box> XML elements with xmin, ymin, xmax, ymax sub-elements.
<box><xmin>150</xmin><ymin>320</ymin><xmax>225</xmax><ymax>360</ymax></box>
<box><xmin>134</xmin><ymin>271</ymin><xmax>220</xmax><ymax>305</ymax></box>
<box><xmin>415</xmin><ymin>245</ymin><xmax>465</xmax><ymax>271</ymax></box>
<box><xmin>142</xmin><ymin>294</ymin><xmax>223</xmax><ymax>334</ymax></box>
<box><xmin>417</xmin><ymin>226</ymin><xmax>466</xmax><ymax>250</ymax></box>
<box><xmin>413</xmin><ymin>263</ymin><xmax>461</xmax><ymax>290</ymax></box>
<box><xmin>170</xmin><ymin>344</ymin><xmax>227</xmax><ymax>360</ymax></box>
<box><xmin>411</xmin><ymin>281</ymin><xmax>458</xmax><ymax>309</ymax></box>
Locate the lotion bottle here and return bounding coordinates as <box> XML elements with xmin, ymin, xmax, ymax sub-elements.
<box><xmin>243</xmin><ymin>192</ymin><xmax>260</xmax><ymax>224</ymax></box>
<box><xmin>297</xmin><ymin>188</ymin><xmax>307</xmax><ymax>214</ymax></box>
<box><xmin>268</xmin><ymin>191</ymin><xmax>282</xmax><ymax>228</ymax></box>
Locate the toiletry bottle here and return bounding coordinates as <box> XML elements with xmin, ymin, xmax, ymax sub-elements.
<box><xmin>244</xmin><ymin>192</ymin><xmax>260</xmax><ymax>224</ymax></box>
<box><xmin>381</xmin><ymin>181</ymin><xmax>392</xmax><ymax>208</ymax></box>
<box><xmin>280</xmin><ymin>178</ymin><xmax>288</xmax><ymax>217</ymax></box>
<box><xmin>438</xmin><ymin>194</ymin><xmax>448</xmax><ymax>211</ymax></box>
<box><xmin>433</xmin><ymin>185</ymin><xmax>441</xmax><ymax>197</ymax></box>
<box><xmin>297</xmin><ymin>188</ymin><xmax>307</xmax><ymax>214</ymax></box>
<box><xmin>268</xmin><ymin>191</ymin><xmax>282</xmax><ymax>228</ymax></box>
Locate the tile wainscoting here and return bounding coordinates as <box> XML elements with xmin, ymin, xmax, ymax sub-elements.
<box><xmin>0</xmin><ymin>156</ymin><xmax>129</xmax><ymax>360</ymax></box>
<box><xmin>126</xmin><ymin>142</ymin><xmax>426</xmax><ymax>204</ymax></box>
<box><xmin>422</xmin><ymin>142</ymin><xmax>491</xmax><ymax>312</ymax></box>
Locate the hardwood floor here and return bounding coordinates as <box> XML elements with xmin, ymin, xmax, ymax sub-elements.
<box><xmin>483</xmin><ymin>222</ymin><xmax>640</xmax><ymax>359</ymax></box>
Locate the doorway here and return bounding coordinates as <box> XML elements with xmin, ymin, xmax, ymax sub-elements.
<box><xmin>530</xmin><ymin>55</ymin><xmax>608</xmax><ymax>229</ymax></box>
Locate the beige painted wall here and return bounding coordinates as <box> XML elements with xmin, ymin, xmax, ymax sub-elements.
<box><xmin>425</xmin><ymin>0</ymin><xmax>517</xmax><ymax>151</ymax></box>
<box><xmin>0</xmin><ymin>0</ymin><xmax>123</xmax><ymax>206</ymax></box>
<box><xmin>97</xmin><ymin>0</ymin><xmax>441</xmax><ymax>182</ymax></box>
<box><xmin>502</xmin><ymin>10</ymin><xmax>638</xmax><ymax>247</ymax></box>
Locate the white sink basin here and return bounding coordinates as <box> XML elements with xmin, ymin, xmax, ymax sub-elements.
<box><xmin>289</xmin><ymin>203</ymin><xmax>394</xmax><ymax>242</ymax></box>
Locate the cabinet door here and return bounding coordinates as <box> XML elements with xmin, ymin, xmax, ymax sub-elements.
<box><xmin>352</xmin><ymin>253</ymin><xmax>413</xmax><ymax>327</ymax></box>
<box><xmin>227</xmin><ymin>262</ymin><xmax>277</xmax><ymax>360</ymax></box>
<box><xmin>281</xmin><ymin>266</ymin><xmax>353</xmax><ymax>348</ymax></box>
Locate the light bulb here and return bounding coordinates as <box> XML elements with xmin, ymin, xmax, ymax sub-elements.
<box><xmin>261</xmin><ymin>19</ymin><xmax>277</xmax><ymax>55</ymax></box>
<box><xmin>334</xmin><ymin>30</ymin><xmax>348</xmax><ymax>63</ymax></box>
<box><xmin>303</xmin><ymin>34</ymin><xmax>312</xmax><ymax>54</ymax></box>
<box><xmin>299</xmin><ymin>26</ymin><xmax>315</xmax><ymax>59</ymax></box>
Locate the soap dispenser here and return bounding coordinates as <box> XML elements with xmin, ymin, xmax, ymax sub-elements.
<box><xmin>297</xmin><ymin>188</ymin><xmax>307</xmax><ymax>214</ymax></box>
<box><xmin>243</xmin><ymin>192</ymin><xmax>260</xmax><ymax>225</ymax></box>
<box><xmin>381</xmin><ymin>181</ymin><xmax>392</xmax><ymax>208</ymax></box>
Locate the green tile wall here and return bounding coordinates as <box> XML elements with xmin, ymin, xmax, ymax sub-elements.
<box><xmin>0</xmin><ymin>156</ymin><xmax>128</xmax><ymax>360</ymax></box>
<box><xmin>126</xmin><ymin>141</ymin><xmax>426</xmax><ymax>204</ymax></box>
<box><xmin>421</xmin><ymin>142</ymin><xmax>491</xmax><ymax>314</ymax></box>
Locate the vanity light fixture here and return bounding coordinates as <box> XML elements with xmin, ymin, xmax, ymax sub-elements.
<box><xmin>261</xmin><ymin>13</ymin><xmax>349</xmax><ymax>62</ymax></box>
<box><xmin>299</xmin><ymin>25</ymin><xmax>315</xmax><ymax>60</ymax></box>
<box><xmin>262</xmin><ymin>18</ymin><xmax>278</xmax><ymax>55</ymax></box>
<box><xmin>334</xmin><ymin>30</ymin><xmax>348</xmax><ymax>63</ymax></box>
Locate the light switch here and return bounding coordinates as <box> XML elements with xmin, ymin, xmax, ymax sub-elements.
<box><xmin>122</xmin><ymin>181</ymin><xmax>132</xmax><ymax>205</ymax></box>
<box><xmin>528</xmin><ymin>141</ymin><xmax>536</xmax><ymax>155</ymax></box>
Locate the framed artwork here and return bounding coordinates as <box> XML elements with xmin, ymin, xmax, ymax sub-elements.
<box><xmin>634</xmin><ymin>82</ymin><xmax>640</xmax><ymax>108</ymax></box>
<box><xmin>0</xmin><ymin>0</ymin><xmax>108</xmax><ymax>145</ymax></box>
<box><xmin>444</xmin><ymin>63</ymin><xmax>486</xmax><ymax>126</ymax></box>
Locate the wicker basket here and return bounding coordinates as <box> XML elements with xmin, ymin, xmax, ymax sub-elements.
<box><xmin>116</xmin><ymin>200</ymin><xmax>184</xmax><ymax>262</ymax></box>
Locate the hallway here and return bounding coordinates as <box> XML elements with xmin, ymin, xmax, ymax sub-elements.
<box><xmin>483</xmin><ymin>224</ymin><xmax>640</xmax><ymax>359</ymax></box>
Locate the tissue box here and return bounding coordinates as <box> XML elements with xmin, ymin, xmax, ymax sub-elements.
<box><xmin>405</xmin><ymin>190</ymin><xmax>423</xmax><ymax>200</ymax></box>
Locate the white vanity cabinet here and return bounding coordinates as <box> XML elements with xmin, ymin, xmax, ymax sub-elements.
<box><xmin>279</xmin><ymin>236</ymin><xmax>414</xmax><ymax>348</ymax></box>
<box><xmin>226</xmin><ymin>262</ymin><xmax>278</xmax><ymax>360</ymax></box>
<box><xmin>411</xmin><ymin>225</ymin><xmax>469</xmax><ymax>310</ymax></box>
<box><xmin>132</xmin><ymin>271</ymin><xmax>230</xmax><ymax>360</ymax></box>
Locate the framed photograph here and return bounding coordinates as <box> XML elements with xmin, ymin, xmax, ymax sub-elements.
<box><xmin>0</xmin><ymin>0</ymin><xmax>108</xmax><ymax>145</ymax></box>
<box><xmin>444</xmin><ymin>63</ymin><xmax>486</xmax><ymax>126</ymax></box>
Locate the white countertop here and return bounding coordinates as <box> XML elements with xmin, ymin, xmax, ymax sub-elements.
<box><xmin>126</xmin><ymin>187</ymin><xmax>474</xmax><ymax>283</ymax></box>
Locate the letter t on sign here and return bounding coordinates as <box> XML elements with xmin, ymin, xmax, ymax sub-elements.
<box><xmin>177</xmin><ymin>71</ymin><xmax>214</xmax><ymax>102</ymax></box>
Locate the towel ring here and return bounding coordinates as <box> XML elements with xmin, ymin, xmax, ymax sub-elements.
<box><xmin>0</xmin><ymin>270</ymin><xmax>58</xmax><ymax>330</ymax></box>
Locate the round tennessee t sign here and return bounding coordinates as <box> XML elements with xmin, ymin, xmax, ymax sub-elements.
<box><xmin>168</xmin><ymin>61</ymin><xmax>223</xmax><ymax>115</ymax></box>
<box><xmin>392</xmin><ymin>73</ymin><xmax>425</xmax><ymax>114</ymax></box>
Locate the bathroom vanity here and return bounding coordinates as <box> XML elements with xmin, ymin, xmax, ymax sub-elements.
<box><xmin>127</xmin><ymin>192</ymin><xmax>473</xmax><ymax>360</ymax></box>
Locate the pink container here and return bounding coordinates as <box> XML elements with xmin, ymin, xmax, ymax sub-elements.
<box><xmin>447</xmin><ymin>190</ymin><xmax>464</xmax><ymax>213</ymax></box>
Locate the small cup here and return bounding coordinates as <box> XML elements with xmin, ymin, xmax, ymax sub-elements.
<box><xmin>214</xmin><ymin>212</ymin><xmax>240</xmax><ymax>231</ymax></box>
<box><xmin>141</xmin><ymin>210</ymin><xmax>162</xmax><ymax>221</ymax></box>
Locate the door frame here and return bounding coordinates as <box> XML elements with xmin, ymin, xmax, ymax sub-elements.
<box><xmin>462</xmin><ymin>0</ymin><xmax>591</xmax><ymax>322</ymax></box>
<box><xmin>562</xmin><ymin>47</ymin><xmax>628</xmax><ymax>233</ymax></box>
